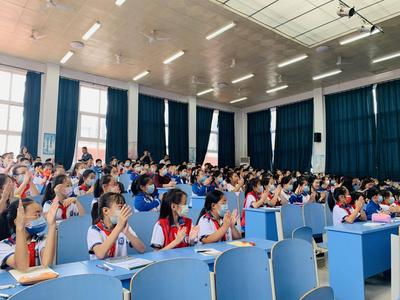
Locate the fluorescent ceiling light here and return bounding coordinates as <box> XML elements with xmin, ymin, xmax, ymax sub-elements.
<box><xmin>82</xmin><ymin>21</ymin><xmax>101</xmax><ymax>41</ymax></box>
<box><xmin>196</xmin><ymin>88</ymin><xmax>214</xmax><ymax>96</ymax></box>
<box><xmin>372</xmin><ymin>51</ymin><xmax>400</xmax><ymax>64</ymax></box>
<box><xmin>231</xmin><ymin>73</ymin><xmax>254</xmax><ymax>84</ymax></box>
<box><xmin>230</xmin><ymin>97</ymin><xmax>247</xmax><ymax>104</ymax></box>
<box><xmin>339</xmin><ymin>28</ymin><xmax>380</xmax><ymax>45</ymax></box>
<box><xmin>266</xmin><ymin>85</ymin><xmax>288</xmax><ymax>94</ymax></box>
<box><xmin>206</xmin><ymin>21</ymin><xmax>236</xmax><ymax>40</ymax></box>
<box><xmin>60</xmin><ymin>50</ymin><xmax>74</xmax><ymax>64</ymax></box>
<box><xmin>133</xmin><ymin>70</ymin><xmax>150</xmax><ymax>81</ymax></box>
<box><xmin>163</xmin><ymin>50</ymin><xmax>185</xmax><ymax>64</ymax></box>
<box><xmin>115</xmin><ymin>0</ymin><xmax>126</xmax><ymax>6</ymax></box>
<box><xmin>278</xmin><ymin>54</ymin><xmax>308</xmax><ymax>68</ymax></box>
<box><xmin>312</xmin><ymin>69</ymin><xmax>342</xmax><ymax>81</ymax></box>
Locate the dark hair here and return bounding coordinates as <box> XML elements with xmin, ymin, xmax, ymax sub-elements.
<box><xmin>190</xmin><ymin>167</ymin><xmax>202</xmax><ymax>184</ymax></box>
<box><xmin>260</xmin><ymin>174</ymin><xmax>271</xmax><ymax>187</ymax></box>
<box><xmin>197</xmin><ymin>190</ymin><xmax>224</xmax><ymax>224</ymax></box>
<box><xmin>7</xmin><ymin>198</ymin><xmax>35</xmax><ymax>234</ymax></box>
<box><xmin>361</xmin><ymin>177</ymin><xmax>374</xmax><ymax>190</ymax></box>
<box><xmin>92</xmin><ymin>192</ymin><xmax>125</xmax><ymax>224</ymax></box>
<box><xmin>177</xmin><ymin>165</ymin><xmax>187</xmax><ymax>173</ymax></box>
<box><xmin>78</xmin><ymin>169</ymin><xmax>95</xmax><ymax>186</ymax></box>
<box><xmin>0</xmin><ymin>174</ymin><xmax>11</xmax><ymax>190</ymax></box>
<box><xmin>328</xmin><ymin>186</ymin><xmax>347</xmax><ymax>211</ymax></box>
<box><xmin>102</xmin><ymin>165</ymin><xmax>116</xmax><ymax>175</ymax></box>
<box><xmin>42</xmin><ymin>174</ymin><xmax>68</xmax><ymax>204</ymax></box>
<box><xmin>225</xmin><ymin>171</ymin><xmax>236</xmax><ymax>184</ymax></box>
<box><xmin>159</xmin><ymin>189</ymin><xmax>187</xmax><ymax>225</ymax></box>
<box><xmin>11</xmin><ymin>164</ymin><xmax>27</xmax><ymax>176</ymax></box>
<box><xmin>381</xmin><ymin>189</ymin><xmax>391</xmax><ymax>199</ymax></box>
<box><xmin>95</xmin><ymin>159</ymin><xmax>102</xmax><ymax>163</ymax></box>
<box><xmin>367</xmin><ymin>187</ymin><xmax>380</xmax><ymax>200</ymax></box>
<box><xmin>281</xmin><ymin>176</ymin><xmax>291</xmax><ymax>186</ymax></box>
<box><xmin>351</xmin><ymin>191</ymin><xmax>364</xmax><ymax>205</ymax></box>
<box><xmin>33</xmin><ymin>162</ymin><xmax>43</xmax><ymax>169</ymax></box>
<box><xmin>156</xmin><ymin>164</ymin><xmax>166</xmax><ymax>174</ymax></box>
<box><xmin>71</xmin><ymin>163</ymin><xmax>83</xmax><ymax>177</ymax></box>
<box><xmin>93</xmin><ymin>175</ymin><xmax>113</xmax><ymax>198</ymax></box>
<box><xmin>131</xmin><ymin>174</ymin><xmax>152</xmax><ymax>195</ymax></box>
<box><xmin>245</xmin><ymin>178</ymin><xmax>260</xmax><ymax>196</ymax></box>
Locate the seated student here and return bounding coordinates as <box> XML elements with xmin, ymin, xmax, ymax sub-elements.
<box><xmin>53</xmin><ymin>165</ymin><xmax>65</xmax><ymax>177</ymax></box>
<box><xmin>330</xmin><ymin>186</ymin><xmax>366</xmax><ymax>226</ymax></box>
<box><xmin>192</xmin><ymin>169</ymin><xmax>214</xmax><ymax>196</ymax></box>
<box><xmin>151</xmin><ymin>189</ymin><xmax>199</xmax><ymax>250</ymax></box>
<box><xmin>129</xmin><ymin>162</ymin><xmax>143</xmax><ymax>182</ymax></box>
<box><xmin>12</xmin><ymin>165</ymin><xmax>39</xmax><ymax>199</ymax></box>
<box><xmin>92</xmin><ymin>159</ymin><xmax>103</xmax><ymax>180</ymax></box>
<box><xmin>0</xmin><ymin>152</ymin><xmax>15</xmax><ymax>175</ymax></box>
<box><xmin>197</xmin><ymin>190</ymin><xmax>241</xmax><ymax>243</ymax></box>
<box><xmin>0</xmin><ymin>198</ymin><xmax>58</xmax><ymax>271</ymax></box>
<box><xmin>153</xmin><ymin>164</ymin><xmax>176</xmax><ymax>188</ymax></box>
<box><xmin>87</xmin><ymin>193</ymin><xmax>145</xmax><ymax>259</ymax></box>
<box><xmin>132</xmin><ymin>175</ymin><xmax>161</xmax><ymax>212</ymax></box>
<box><xmin>123</xmin><ymin>159</ymin><xmax>132</xmax><ymax>174</ymax></box>
<box><xmin>0</xmin><ymin>175</ymin><xmax>15</xmax><ymax>240</ymax></box>
<box><xmin>32</xmin><ymin>162</ymin><xmax>45</xmax><ymax>185</ymax></box>
<box><xmin>103</xmin><ymin>165</ymin><xmax>119</xmax><ymax>182</ymax></box>
<box><xmin>380</xmin><ymin>190</ymin><xmax>400</xmax><ymax>214</ymax></box>
<box><xmin>225</xmin><ymin>171</ymin><xmax>244</xmax><ymax>193</ymax></box>
<box><xmin>365</xmin><ymin>188</ymin><xmax>391</xmax><ymax>220</ymax></box>
<box><xmin>74</xmin><ymin>169</ymin><xmax>96</xmax><ymax>196</ymax></box>
<box><xmin>42</xmin><ymin>175</ymin><xmax>85</xmax><ymax>221</ymax></box>
<box><xmin>289</xmin><ymin>178</ymin><xmax>311</xmax><ymax>204</ymax></box>
<box><xmin>42</xmin><ymin>162</ymin><xmax>53</xmax><ymax>181</ymax></box>
<box><xmin>210</xmin><ymin>170</ymin><xmax>224</xmax><ymax>191</ymax></box>
<box><xmin>279</xmin><ymin>176</ymin><xmax>293</xmax><ymax>206</ymax></box>
<box><xmin>91</xmin><ymin>175</ymin><xmax>120</xmax><ymax>220</ymax></box>
<box><xmin>310</xmin><ymin>177</ymin><xmax>327</xmax><ymax>203</ymax></box>
<box><xmin>174</xmin><ymin>165</ymin><xmax>188</xmax><ymax>185</ymax></box>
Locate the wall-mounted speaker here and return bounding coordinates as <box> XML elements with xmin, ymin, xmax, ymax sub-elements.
<box><xmin>314</xmin><ymin>132</ymin><xmax>322</xmax><ymax>143</ymax></box>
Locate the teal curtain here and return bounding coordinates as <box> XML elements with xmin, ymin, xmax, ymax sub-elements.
<box><xmin>21</xmin><ymin>71</ymin><xmax>41</xmax><ymax>157</ymax></box>
<box><xmin>106</xmin><ymin>88</ymin><xmax>128</xmax><ymax>162</ymax></box>
<box><xmin>138</xmin><ymin>94</ymin><xmax>166</xmax><ymax>163</ymax></box>
<box><xmin>218</xmin><ymin>111</ymin><xmax>235</xmax><ymax>167</ymax></box>
<box><xmin>55</xmin><ymin>78</ymin><xmax>80</xmax><ymax>169</ymax></box>
<box><xmin>196</xmin><ymin>106</ymin><xmax>213</xmax><ymax>165</ymax></box>
<box><xmin>376</xmin><ymin>80</ymin><xmax>400</xmax><ymax>180</ymax></box>
<box><xmin>168</xmin><ymin>100</ymin><xmax>188</xmax><ymax>164</ymax></box>
<box><xmin>247</xmin><ymin>110</ymin><xmax>272</xmax><ymax>170</ymax></box>
<box><xmin>274</xmin><ymin>99</ymin><xmax>313</xmax><ymax>172</ymax></box>
<box><xmin>325</xmin><ymin>86</ymin><xmax>376</xmax><ymax>177</ymax></box>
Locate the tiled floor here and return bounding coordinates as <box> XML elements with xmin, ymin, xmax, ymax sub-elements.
<box><xmin>317</xmin><ymin>257</ymin><xmax>391</xmax><ymax>300</ymax></box>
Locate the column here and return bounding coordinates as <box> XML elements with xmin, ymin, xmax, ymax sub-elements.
<box><xmin>128</xmin><ymin>82</ymin><xmax>139</xmax><ymax>159</ymax></box>
<box><xmin>188</xmin><ymin>96</ymin><xmax>196</xmax><ymax>163</ymax></box>
<box><xmin>312</xmin><ymin>87</ymin><xmax>326</xmax><ymax>173</ymax></box>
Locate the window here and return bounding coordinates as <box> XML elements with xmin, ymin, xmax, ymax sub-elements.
<box><xmin>203</xmin><ymin>110</ymin><xmax>219</xmax><ymax>166</ymax></box>
<box><xmin>164</xmin><ymin>99</ymin><xmax>169</xmax><ymax>155</ymax></box>
<box><xmin>76</xmin><ymin>85</ymin><xmax>107</xmax><ymax>161</ymax></box>
<box><xmin>270</xmin><ymin>107</ymin><xmax>277</xmax><ymax>164</ymax></box>
<box><xmin>0</xmin><ymin>69</ymin><xmax>26</xmax><ymax>155</ymax></box>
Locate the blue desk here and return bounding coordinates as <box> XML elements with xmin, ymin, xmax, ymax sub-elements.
<box><xmin>0</xmin><ymin>238</ymin><xmax>275</xmax><ymax>295</ymax></box>
<box><xmin>191</xmin><ymin>195</ymin><xmax>206</xmax><ymax>209</ymax></box>
<box><xmin>245</xmin><ymin>207</ymin><xmax>280</xmax><ymax>241</ymax></box>
<box><xmin>326</xmin><ymin>222</ymin><xmax>400</xmax><ymax>300</ymax></box>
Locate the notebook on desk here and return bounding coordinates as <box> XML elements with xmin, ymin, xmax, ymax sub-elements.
<box><xmin>106</xmin><ymin>257</ymin><xmax>153</xmax><ymax>270</ymax></box>
<box><xmin>9</xmin><ymin>267</ymin><xmax>59</xmax><ymax>285</ymax></box>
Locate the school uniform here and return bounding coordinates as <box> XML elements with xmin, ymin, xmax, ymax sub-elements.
<box><xmin>133</xmin><ymin>192</ymin><xmax>160</xmax><ymax>212</ymax></box>
<box><xmin>153</xmin><ymin>174</ymin><xmax>171</xmax><ymax>188</ymax></box>
<box><xmin>240</xmin><ymin>191</ymin><xmax>259</xmax><ymax>228</ymax></box>
<box><xmin>0</xmin><ymin>234</ymin><xmax>46</xmax><ymax>269</ymax></box>
<box><xmin>365</xmin><ymin>200</ymin><xmax>383</xmax><ymax>220</ymax></box>
<box><xmin>333</xmin><ymin>204</ymin><xmax>362</xmax><ymax>226</ymax></box>
<box><xmin>280</xmin><ymin>189</ymin><xmax>291</xmax><ymax>205</ymax></box>
<box><xmin>192</xmin><ymin>182</ymin><xmax>213</xmax><ymax>196</ymax></box>
<box><xmin>43</xmin><ymin>200</ymin><xmax>80</xmax><ymax>221</ymax></box>
<box><xmin>150</xmin><ymin>217</ymin><xmax>192</xmax><ymax>249</ymax></box>
<box><xmin>87</xmin><ymin>222</ymin><xmax>138</xmax><ymax>260</ymax></box>
<box><xmin>73</xmin><ymin>183</ymin><xmax>90</xmax><ymax>197</ymax></box>
<box><xmin>174</xmin><ymin>175</ymin><xmax>186</xmax><ymax>185</ymax></box>
<box><xmin>198</xmin><ymin>213</ymin><xmax>232</xmax><ymax>243</ymax></box>
<box><xmin>289</xmin><ymin>192</ymin><xmax>310</xmax><ymax>204</ymax></box>
<box><xmin>130</xmin><ymin>172</ymin><xmax>139</xmax><ymax>182</ymax></box>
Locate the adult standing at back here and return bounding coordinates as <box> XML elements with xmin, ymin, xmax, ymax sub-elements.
<box><xmin>81</xmin><ymin>146</ymin><xmax>93</xmax><ymax>162</ymax></box>
<box><xmin>140</xmin><ymin>150</ymin><xmax>153</xmax><ymax>164</ymax></box>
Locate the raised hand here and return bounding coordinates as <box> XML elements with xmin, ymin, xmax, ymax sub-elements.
<box><xmin>230</xmin><ymin>209</ymin><xmax>238</xmax><ymax>226</ymax></box>
<box><xmin>62</xmin><ymin>197</ymin><xmax>77</xmax><ymax>208</ymax></box>
<box><xmin>223</xmin><ymin>211</ymin><xmax>231</xmax><ymax>229</ymax></box>
<box><xmin>47</xmin><ymin>198</ymin><xmax>59</xmax><ymax>226</ymax></box>
<box><xmin>175</xmin><ymin>226</ymin><xmax>187</xmax><ymax>243</ymax></box>
<box><xmin>117</xmin><ymin>205</ymin><xmax>132</xmax><ymax>230</ymax></box>
<box><xmin>15</xmin><ymin>199</ymin><xmax>26</xmax><ymax>231</ymax></box>
<box><xmin>189</xmin><ymin>225</ymin><xmax>199</xmax><ymax>241</ymax></box>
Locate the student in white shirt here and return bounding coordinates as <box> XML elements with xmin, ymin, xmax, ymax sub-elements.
<box><xmin>225</xmin><ymin>171</ymin><xmax>244</xmax><ymax>193</ymax></box>
<box><xmin>87</xmin><ymin>193</ymin><xmax>145</xmax><ymax>260</ymax></box>
<box><xmin>197</xmin><ymin>190</ymin><xmax>241</xmax><ymax>244</ymax></box>
<box><xmin>0</xmin><ymin>197</ymin><xmax>58</xmax><ymax>271</ymax></box>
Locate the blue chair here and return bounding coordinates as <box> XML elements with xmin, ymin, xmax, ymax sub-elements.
<box><xmin>119</xmin><ymin>173</ymin><xmax>132</xmax><ymax>192</ymax></box>
<box><xmin>292</xmin><ymin>226</ymin><xmax>313</xmax><ymax>245</ymax></box>
<box><xmin>188</xmin><ymin>208</ymin><xmax>202</xmax><ymax>225</ymax></box>
<box><xmin>130</xmin><ymin>258</ymin><xmax>211</xmax><ymax>300</ymax></box>
<box><xmin>127</xmin><ymin>211</ymin><xmax>159</xmax><ymax>253</ymax></box>
<box><xmin>9</xmin><ymin>274</ymin><xmax>122</xmax><ymax>300</ymax></box>
<box><xmin>224</xmin><ymin>191</ymin><xmax>239</xmax><ymax>212</ymax></box>
<box><xmin>77</xmin><ymin>193</ymin><xmax>94</xmax><ymax>215</ymax></box>
<box><xmin>57</xmin><ymin>215</ymin><xmax>92</xmax><ymax>264</ymax></box>
<box><xmin>191</xmin><ymin>195</ymin><xmax>206</xmax><ymax>209</ymax></box>
<box><xmin>123</xmin><ymin>192</ymin><xmax>135</xmax><ymax>208</ymax></box>
<box><xmin>300</xmin><ymin>286</ymin><xmax>334</xmax><ymax>300</ymax></box>
<box><xmin>280</xmin><ymin>204</ymin><xmax>304</xmax><ymax>239</ymax></box>
<box><xmin>176</xmin><ymin>184</ymin><xmax>192</xmax><ymax>206</ymax></box>
<box><xmin>271</xmin><ymin>239</ymin><xmax>318</xmax><ymax>300</ymax></box>
<box><xmin>324</xmin><ymin>203</ymin><xmax>333</xmax><ymax>226</ymax></box>
<box><xmin>303</xmin><ymin>203</ymin><xmax>326</xmax><ymax>236</ymax></box>
<box><xmin>214</xmin><ymin>247</ymin><xmax>273</xmax><ymax>300</ymax></box>
<box><xmin>238</xmin><ymin>191</ymin><xmax>245</xmax><ymax>215</ymax></box>
<box><xmin>35</xmin><ymin>184</ymin><xmax>44</xmax><ymax>195</ymax></box>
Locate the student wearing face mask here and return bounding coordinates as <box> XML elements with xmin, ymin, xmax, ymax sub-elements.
<box><xmin>211</xmin><ymin>170</ymin><xmax>224</xmax><ymax>191</ymax></box>
<box><xmin>153</xmin><ymin>164</ymin><xmax>176</xmax><ymax>189</ymax></box>
<box><xmin>289</xmin><ymin>178</ymin><xmax>311</xmax><ymax>204</ymax></box>
<box><xmin>0</xmin><ymin>153</ymin><xmax>15</xmax><ymax>175</ymax></box>
<box><xmin>380</xmin><ymin>190</ymin><xmax>400</xmax><ymax>212</ymax></box>
<box><xmin>92</xmin><ymin>159</ymin><xmax>103</xmax><ymax>180</ymax></box>
<box><xmin>87</xmin><ymin>193</ymin><xmax>145</xmax><ymax>259</ymax></box>
<box><xmin>330</xmin><ymin>186</ymin><xmax>366</xmax><ymax>226</ymax></box>
<box><xmin>123</xmin><ymin>159</ymin><xmax>132</xmax><ymax>174</ymax></box>
<box><xmin>279</xmin><ymin>176</ymin><xmax>293</xmax><ymax>206</ymax></box>
<box><xmin>0</xmin><ymin>175</ymin><xmax>15</xmax><ymax>240</ymax></box>
<box><xmin>174</xmin><ymin>165</ymin><xmax>188</xmax><ymax>185</ymax></box>
<box><xmin>197</xmin><ymin>190</ymin><xmax>241</xmax><ymax>244</ymax></box>
<box><xmin>42</xmin><ymin>175</ymin><xmax>85</xmax><ymax>221</ymax></box>
<box><xmin>74</xmin><ymin>169</ymin><xmax>96</xmax><ymax>196</ymax></box>
<box><xmin>12</xmin><ymin>165</ymin><xmax>39</xmax><ymax>199</ymax></box>
<box><xmin>225</xmin><ymin>171</ymin><xmax>244</xmax><ymax>193</ymax></box>
<box><xmin>151</xmin><ymin>189</ymin><xmax>199</xmax><ymax>250</ymax></box>
<box><xmin>365</xmin><ymin>188</ymin><xmax>390</xmax><ymax>220</ymax></box>
<box><xmin>129</xmin><ymin>163</ymin><xmax>143</xmax><ymax>182</ymax></box>
<box><xmin>0</xmin><ymin>198</ymin><xmax>58</xmax><ymax>271</ymax></box>
<box><xmin>71</xmin><ymin>163</ymin><xmax>85</xmax><ymax>186</ymax></box>
<box><xmin>191</xmin><ymin>169</ymin><xmax>213</xmax><ymax>196</ymax></box>
<box><xmin>132</xmin><ymin>175</ymin><xmax>161</xmax><ymax>212</ymax></box>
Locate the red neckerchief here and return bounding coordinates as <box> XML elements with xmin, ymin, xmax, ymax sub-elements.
<box><xmin>96</xmin><ymin>222</ymin><xmax>116</xmax><ymax>257</ymax></box>
<box><xmin>241</xmin><ymin>191</ymin><xmax>259</xmax><ymax>227</ymax></box>
<box><xmin>336</xmin><ymin>203</ymin><xmax>352</xmax><ymax>216</ymax></box>
<box><xmin>58</xmin><ymin>201</ymin><xmax>68</xmax><ymax>219</ymax></box>
<box><xmin>17</xmin><ymin>183</ymin><xmax>30</xmax><ymax>199</ymax></box>
<box><xmin>205</xmin><ymin>213</ymin><xmax>226</xmax><ymax>241</ymax></box>
<box><xmin>8</xmin><ymin>236</ymin><xmax>36</xmax><ymax>267</ymax></box>
<box><xmin>79</xmin><ymin>184</ymin><xmax>89</xmax><ymax>192</ymax></box>
<box><xmin>158</xmin><ymin>217</ymin><xmax>192</xmax><ymax>248</ymax></box>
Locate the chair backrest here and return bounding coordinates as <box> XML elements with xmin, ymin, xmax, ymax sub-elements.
<box><xmin>300</xmin><ymin>286</ymin><xmax>334</xmax><ymax>300</ymax></box>
<box><xmin>280</xmin><ymin>204</ymin><xmax>304</xmax><ymax>239</ymax></box>
<box><xmin>31</xmin><ymin>194</ymin><xmax>42</xmax><ymax>204</ymax></box>
<box><xmin>303</xmin><ymin>203</ymin><xmax>326</xmax><ymax>235</ymax></box>
<box><xmin>127</xmin><ymin>211</ymin><xmax>159</xmax><ymax>253</ymax></box>
<box><xmin>9</xmin><ymin>274</ymin><xmax>122</xmax><ymax>300</ymax></box>
<box><xmin>57</xmin><ymin>215</ymin><xmax>92</xmax><ymax>264</ymax></box>
<box><xmin>35</xmin><ymin>184</ymin><xmax>45</xmax><ymax>195</ymax></box>
<box><xmin>130</xmin><ymin>258</ymin><xmax>211</xmax><ymax>300</ymax></box>
<box><xmin>123</xmin><ymin>192</ymin><xmax>135</xmax><ymax>208</ymax></box>
<box><xmin>188</xmin><ymin>208</ymin><xmax>202</xmax><ymax>225</ymax></box>
<box><xmin>119</xmin><ymin>173</ymin><xmax>132</xmax><ymax>192</ymax></box>
<box><xmin>214</xmin><ymin>247</ymin><xmax>273</xmax><ymax>300</ymax></box>
<box><xmin>177</xmin><ymin>184</ymin><xmax>193</xmax><ymax>207</ymax></box>
<box><xmin>77</xmin><ymin>194</ymin><xmax>94</xmax><ymax>215</ymax></box>
<box><xmin>271</xmin><ymin>239</ymin><xmax>318</xmax><ymax>300</ymax></box>
<box><xmin>224</xmin><ymin>192</ymin><xmax>239</xmax><ymax>212</ymax></box>
<box><xmin>292</xmin><ymin>226</ymin><xmax>313</xmax><ymax>244</ymax></box>
<box><xmin>238</xmin><ymin>192</ymin><xmax>245</xmax><ymax>215</ymax></box>
<box><xmin>324</xmin><ymin>203</ymin><xmax>333</xmax><ymax>226</ymax></box>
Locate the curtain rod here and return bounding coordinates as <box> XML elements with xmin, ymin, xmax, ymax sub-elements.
<box><xmin>0</xmin><ymin>63</ymin><xmax>43</xmax><ymax>74</ymax></box>
<box><xmin>59</xmin><ymin>75</ymin><xmax>128</xmax><ymax>92</ymax></box>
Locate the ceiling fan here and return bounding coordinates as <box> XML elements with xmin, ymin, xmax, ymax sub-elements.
<box><xmin>41</xmin><ymin>0</ymin><xmax>73</xmax><ymax>12</ymax></box>
<box><xmin>30</xmin><ymin>29</ymin><xmax>46</xmax><ymax>41</ymax></box>
<box><xmin>114</xmin><ymin>54</ymin><xmax>135</xmax><ymax>66</ymax></box>
<box><xmin>191</xmin><ymin>75</ymin><xmax>207</xmax><ymax>85</ymax></box>
<box><xmin>140</xmin><ymin>30</ymin><xmax>170</xmax><ymax>44</ymax></box>
<box><xmin>336</xmin><ymin>55</ymin><xmax>353</xmax><ymax>66</ymax></box>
